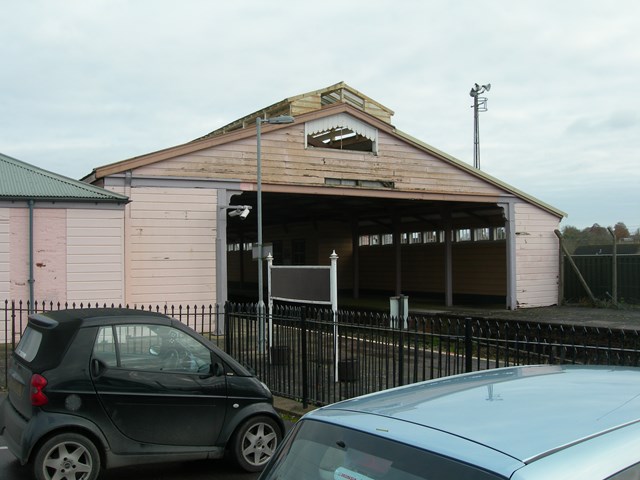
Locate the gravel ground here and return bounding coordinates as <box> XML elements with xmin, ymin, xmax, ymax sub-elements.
<box><xmin>417</xmin><ymin>304</ymin><xmax>640</xmax><ymax>330</ymax></box>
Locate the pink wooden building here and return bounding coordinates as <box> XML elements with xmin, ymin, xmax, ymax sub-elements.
<box><xmin>81</xmin><ymin>83</ymin><xmax>565</xmax><ymax>310</ymax></box>
<box><xmin>1</xmin><ymin>153</ymin><xmax>128</xmax><ymax>309</ymax></box>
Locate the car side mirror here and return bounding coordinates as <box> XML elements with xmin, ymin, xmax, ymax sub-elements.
<box><xmin>212</xmin><ymin>362</ymin><xmax>224</xmax><ymax>377</ymax></box>
<box><xmin>91</xmin><ymin>358</ymin><xmax>108</xmax><ymax>378</ymax></box>
<box><xmin>242</xmin><ymin>362</ymin><xmax>256</xmax><ymax>375</ymax></box>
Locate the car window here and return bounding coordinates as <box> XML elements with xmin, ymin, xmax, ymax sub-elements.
<box><xmin>608</xmin><ymin>462</ymin><xmax>640</xmax><ymax>480</ymax></box>
<box><xmin>93</xmin><ymin>326</ymin><xmax>118</xmax><ymax>366</ymax></box>
<box><xmin>93</xmin><ymin>324</ymin><xmax>212</xmax><ymax>373</ymax></box>
<box><xmin>15</xmin><ymin>327</ymin><xmax>43</xmax><ymax>363</ymax></box>
<box><xmin>262</xmin><ymin>419</ymin><xmax>503</xmax><ymax>480</ymax></box>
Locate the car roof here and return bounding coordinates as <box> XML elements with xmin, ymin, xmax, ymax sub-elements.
<box><xmin>30</xmin><ymin>308</ymin><xmax>172</xmax><ymax>328</ymax></box>
<box><xmin>305</xmin><ymin>365</ymin><xmax>640</xmax><ymax>477</ymax></box>
<box><xmin>25</xmin><ymin>308</ymin><xmax>253</xmax><ymax>377</ymax></box>
<box><xmin>18</xmin><ymin>309</ymin><xmax>173</xmax><ymax>372</ymax></box>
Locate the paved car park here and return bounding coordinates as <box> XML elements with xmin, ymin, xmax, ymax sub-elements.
<box><xmin>0</xmin><ymin>445</ymin><xmax>260</xmax><ymax>480</ymax></box>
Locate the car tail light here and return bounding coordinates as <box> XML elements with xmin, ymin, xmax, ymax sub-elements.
<box><xmin>31</xmin><ymin>374</ymin><xmax>48</xmax><ymax>406</ymax></box>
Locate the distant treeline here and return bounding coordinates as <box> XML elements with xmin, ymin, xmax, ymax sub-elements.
<box><xmin>562</xmin><ymin>222</ymin><xmax>640</xmax><ymax>255</ymax></box>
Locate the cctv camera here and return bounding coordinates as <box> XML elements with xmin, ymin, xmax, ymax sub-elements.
<box><xmin>228</xmin><ymin>206</ymin><xmax>251</xmax><ymax>220</ymax></box>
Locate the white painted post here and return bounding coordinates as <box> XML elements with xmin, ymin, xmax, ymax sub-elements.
<box><xmin>330</xmin><ymin>250</ymin><xmax>338</xmax><ymax>312</ymax></box>
<box><xmin>267</xmin><ymin>253</ymin><xmax>274</xmax><ymax>350</ymax></box>
<box><xmin>330</xmin><ymin>250</ymin><xmax>339</xmax><ymax>381</ymax></box>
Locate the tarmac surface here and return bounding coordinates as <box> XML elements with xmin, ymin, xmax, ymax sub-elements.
<box><xmin>412</xmin><ymin>304</ymin><xmax>640</xmax><ymax>330</ymax></box>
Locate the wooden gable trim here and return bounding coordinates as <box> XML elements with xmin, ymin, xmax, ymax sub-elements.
<box><xmin>391</xmin><ymin>129</ymin><xmax>566</xmax><ymax>219</ymax></box>
<box><xmin>88</xmin><ymin>117</ymin><xmax>291</xmax><ymax>180</ymax></box>
<box><xmin>89</xmin><ymin>103</ymin><xmax>373</xmax><ymax>180</ymax></box>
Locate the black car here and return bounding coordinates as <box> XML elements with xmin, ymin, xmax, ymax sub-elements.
<box><xmin>0</xmin><ymin>308</ymin><xmax>284</xmax><ymax>480</ymax></box>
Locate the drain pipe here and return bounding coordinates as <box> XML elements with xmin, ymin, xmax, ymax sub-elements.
<box><xmin>28</xmin><ymin>199</ymin><xmax>35</xmax><ymax>311</ymax></box>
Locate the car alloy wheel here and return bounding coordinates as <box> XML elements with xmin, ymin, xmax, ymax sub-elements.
<box><xmin>232</xmin><ymin>415</ymin><xmax>282</xmax><ymax>472</ymax></box>
<box><xmin>34</xmin><ymin>432</ymin><xmax>100</xmax><ymax>480</ymax></box>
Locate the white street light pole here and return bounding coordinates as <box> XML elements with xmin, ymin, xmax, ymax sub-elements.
<box><xmin>256</xmin><ymin>115</ymin><xmax>294</xmax><ymax>353</ymax></box>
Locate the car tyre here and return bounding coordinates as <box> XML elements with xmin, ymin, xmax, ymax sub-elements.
<box><xmin>231</xmin><ymin>415</ymin><xmax>282</xmax><ymax>472</ymax></box>
<box><xmin>34</xmin><ymin>432</ymin><xmax>101</xmax><ymax>480</ymax></box>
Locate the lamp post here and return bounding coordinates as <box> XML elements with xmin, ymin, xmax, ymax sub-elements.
<box><xmin>256</xmin><ymin>115</ymin><xmax>294</xmax><ymax>352</ymax></box>
<box><xmin>469</xmin><ymin>83</ymin><xmax>491</xmax><ymax>170</ymax></box>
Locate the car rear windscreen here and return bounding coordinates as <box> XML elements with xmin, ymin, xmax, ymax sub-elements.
<box><xmin>261</xmin><ymin>419</ymin><xmax>505</xmax><ymax>480</ymax></box>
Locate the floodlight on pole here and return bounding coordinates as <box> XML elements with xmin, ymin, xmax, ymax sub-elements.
<box><xmin>256</xmin><ymin>115</ymin><xmax>295</xmax><ymax>353</ymax></box>
<box><xmin>470</xmin><ymin>83</ymin><xmax>491</xmax><ymax>170</ymax></box>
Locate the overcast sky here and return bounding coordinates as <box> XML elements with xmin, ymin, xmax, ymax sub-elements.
<box><xmin>2</xmin><ymin>0</ymin><xmax>638</xmax><ymax>231</ymax></box>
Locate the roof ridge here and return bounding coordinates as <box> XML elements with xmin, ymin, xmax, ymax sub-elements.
<box><xmin>194</xmin><ymin>81</ymin><xmax>394</xmax><ymax>141</ymax></box>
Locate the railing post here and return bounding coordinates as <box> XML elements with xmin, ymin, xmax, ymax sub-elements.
<box><xmin>398</xmin><ymin>311</ymin><xmax>405</xmax><ymax>386</ymax></box>
<box><xmin>465</xmin><ymin>317</ymin><xmax>473</xmax><ymax>373</ymax></box>
<box><xmin>300</xmin><ymin>306</ymin><xmax>309</xmax><ymax>409</ymax></box>
<box><xmin>224</xmin><ymin>302</ymin><xmax>231</xmax><ymax>354</ymax></box>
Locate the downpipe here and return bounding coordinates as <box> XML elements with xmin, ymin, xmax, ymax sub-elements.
<box><xmin>28</xmin><ymin>199</ymin><xmax>35</xmax><ymax>311</ymax></box>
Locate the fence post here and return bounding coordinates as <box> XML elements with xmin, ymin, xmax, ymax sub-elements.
<box><xmin>465</xmin><ymin>317</ymin><xmax>473</xmax><ymax>373</ymax></box>
<box><xmin>398</xmin><ymin>311</ymin><xmax>405</xmax><ymax>387</ymax></box>
<box><xmin>554</xmin><ymin>230</ymin><xmax>597</xmax><ymax>304</ymax></box>
<box><xmin>607</xmin><ymin>227</ymin><xmax>618</xmax><ymax>305</ymax></box>
<box><xmin>224</xmin><ymin>302</ymin><xmax>231</xmax><ymax>354</ymax></box>
<box><xmin>300</xmin><ymin>306</ymin><xmax>309</xmax><ymax>409</ymax></box>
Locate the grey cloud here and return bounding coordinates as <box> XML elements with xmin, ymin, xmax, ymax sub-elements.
<box><xmin>566</xmin><ymin>111</ymin><xmax>639</xmax><ymax>135</ymax></box>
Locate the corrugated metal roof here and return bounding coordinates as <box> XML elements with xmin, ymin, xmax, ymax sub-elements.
<box><xmin>0</xmin><ymin>152</ymin><xmax>128</xmax><ymax>203</ymax></box>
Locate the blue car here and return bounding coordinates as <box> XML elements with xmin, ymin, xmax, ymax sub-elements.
<box><xmin>259</xmin><ymin>365</ymin><xmax>640</xmax><ymax>479</ymax></box>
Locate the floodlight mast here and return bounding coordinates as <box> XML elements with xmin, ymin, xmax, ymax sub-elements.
<box><xmin>256</xmin><ymin>115</ymin><xmax>295</xmax><ymax>353</ymax></box>
<box><xmin>470</xmin><ymin>83</ymin><xmax>491</xmax><ymax>170</ymax></box>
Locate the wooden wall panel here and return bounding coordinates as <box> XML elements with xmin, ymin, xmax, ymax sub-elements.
<box><xmin>515</xmin><ymin>202</ymin><xmax>561</xmax><ymax>307</ymax></box>
<box><xmin>0</xmin><ymin>209</ymin><xmax>8</xmax><ymax>300</ymax></box>
<box><xmin>358</xmin><ymin>241</ymin><xmax>506</xmax><ymax>296</ymax></box>
<box><xmin>9</xmin><ymin>208</ymin><xmax>68</xmax><ymax>302</ymax></box>
<box><xmin>67</xmin><ymin>209</ymin><xmax>125</xmax><ymax>304</ymax></box>
<box><xmin>135</xmin><ymin>125</ymin><xmax>505</xmax><ymax>198</ymax></box>
<box><xmin>316</xmin><ymin>221</ymin><xmax>353</xmax><ymax>288</ymax></box>
<box><xmin>452</xmin><ymin>243</ymin><xmax>506</xmax><ymax>295</ymax></box>
<box><xmin>401</xmin><ymin>244</ymin><xmax>446</xmax><ymax>292</ymax></box>
<box><xmin>357</xmin><ymin>245</ymin><xmax>397</xmax><ymax>290</ymax></box>
<box><xmin>125</xmin><ymin>187</ymin><xmax>217</xmax><ymax>307</ymax></box>
<box><xmin>227</xmin><ymin>223</ymin><xmax>507</xmax><ymax>299</ymax></box>
<box><xmin>227</xmin><ymin>221</ymin><xmax>354</xmax><ymax>290</ymax></box>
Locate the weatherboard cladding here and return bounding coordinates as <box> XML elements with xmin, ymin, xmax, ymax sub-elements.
<box><xmin>0</xmin><ymin>153</ymin><xmax>128</xmax><ymax>202</ymax></box>
<box><xmin>87</xmin><ymin>82</ymin><xmax>564</xmax><ymax>220</ymax></box>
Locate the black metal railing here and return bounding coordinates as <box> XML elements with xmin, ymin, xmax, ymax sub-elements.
<box><xmin>3</xmin><ymin>300</ymin><xmax>640</xmax><ymax>408</ymax></box>
<box><xmin>221</xmin><ymin>303</ymin><xmax>640</xmax><ymax>407</ymax></box>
